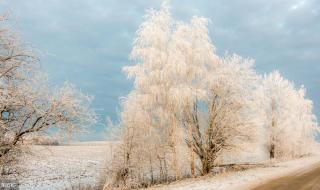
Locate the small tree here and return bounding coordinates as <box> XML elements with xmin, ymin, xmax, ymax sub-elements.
<box><xmin>0</xmin><ymin>15</ymin><xmax>96</xmax><ymax>174</ymax></box>
<box><xmin>0</xmin><ymin>15</ymin><xmax>37</xmax><ymax>173</ymax></box>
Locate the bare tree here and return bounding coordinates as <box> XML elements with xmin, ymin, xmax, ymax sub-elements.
<box><xmin>0</xmin><ymin>15</ymin><xmax>96</xmax><ymax>175</ymax></box>
<box><xmin>0</xmin><ymin>14</ymin><xmax>37</xmax><ymax>173</ymax></box>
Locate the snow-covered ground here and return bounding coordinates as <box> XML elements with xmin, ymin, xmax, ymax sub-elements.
<box><xmin>148</xmin><ymin>156</ymin><xmax>320</xmax><ymax>190</ymax></box>
<box><xmin>9</xmin><ymin>141</ymin><xmax>113</xmax><ymax>190</ymax></box>
<box><xmin>6</xmin><ymin>142</ymin><xmax>320</xmax><ymax>190</ymax></box>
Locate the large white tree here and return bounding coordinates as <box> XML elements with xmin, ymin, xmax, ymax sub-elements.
<box><xmin>113</xmin><ymin>4</ymin><xmax>177</xmax><ymax>187</ymax></box>
<box><xmin>108</xmin><ymin>3</ymin><xmax>263</xmax><ymax>188</ymax></box>
<box><xmin>164</xmin><ymin>16</ymin><xmax>218</xmax><ymax>176</ymax></box>
<box><xmin>263</xmin><ymin>71</ymin><xmax>318</xmax><ymax>158</ymax></box>
<box><xmin>119</xmin><ymin>3</ymin><xmax>221</xmax><ymax>182</ymax></box>
<box><xmin>184</xmin><ymin>54</ymin><xmax>265</xmax><ymax>174</ymax></box>
<box><xmin>106</xmin><ymin>2</ymin><xmax>319</xmax><ymax>189</ymax></box>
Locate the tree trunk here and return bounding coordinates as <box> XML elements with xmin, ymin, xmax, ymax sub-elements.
<box><xmin>188</xmin><ymin>124</ymin><xmax>195</xmax><ymax>177</ymax></box>
<box><xmin>171</xmin><ymin>115</ymin><xmax>180</xmax><ymax>180</ymax></box>
<box><xmin>270</xmin><ymin>143</ymin><xmax>275</xmax><ymax>159</ymax></box>
<box><xmin>201</xmin><ymin>157</ymin><xmax>211</xmax><ymax>175</ymax></box>
<box><xmin>149</xmin><ymin>156</ymin><xmax>154</xmax><ymax>184</ymax></box>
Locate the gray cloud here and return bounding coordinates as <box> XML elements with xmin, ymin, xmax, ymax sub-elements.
<box><xmin>0</xmin><ymin>0</ymin><xmax>319</xmax><ymax>140</ymax></box>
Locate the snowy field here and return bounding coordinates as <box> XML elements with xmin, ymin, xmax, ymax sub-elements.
<box><xmin>11</xmin><ymin>142</ymin><xmax>113</xmax><ymax>190</ymax></box>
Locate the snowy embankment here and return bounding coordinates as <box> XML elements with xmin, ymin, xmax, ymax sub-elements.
<box><xmin>148</xmin><ymin>156</ymin><xmax>320</xmax><ymax>190</ymax></box>
<box><xmin>11</xmin><ymin>141</ymin><xmax>113</xmax><ymax>190</ymax></box>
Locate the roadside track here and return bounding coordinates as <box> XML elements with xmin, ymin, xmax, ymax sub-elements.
<box><xmin>251</xmin><ymin>164</ymin><xmax>320</xmax><ymax>190</ymax></box>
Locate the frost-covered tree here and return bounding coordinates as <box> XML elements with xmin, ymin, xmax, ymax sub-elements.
<box><xmin>119</xmin><ymin>3</ymin><xmax>221</xmax><ymax>183</ymax></box>
<box><xmin>167</xmin><ymin>16</ymin><xmax>218</xmax><ymax>176</ymax></box>
<box><xmin>184</xmin><ymin>54</ymin><xmax>264</xmax><ymax>174</ymax></box>
<box><xmin>107</xmin><ymin>3</ymin><xmax>263</xmax><ymax>188</ymax></box>
<box><xmin>106</xmin><ymin>2</ymin><xmax>319</xmax><ymax>189</ymax></box>
<box><xmin>263</xmin><ymin>71</ymin><xmax>318</xmax><ymax>158</ymax></box>
<box><xmin>0</xmin><ymin>15</ymin><xmax>96</xmax><ymax>174</ymax></box>
<box><xmin>110</xmin><ymin>4</ymin><xmax>177</xmax><ymax>187</ymax></box>
<box><xmin>0</xmin><ymin>78</ymin><xmax>96</xmax><ymax>158</ymax></box>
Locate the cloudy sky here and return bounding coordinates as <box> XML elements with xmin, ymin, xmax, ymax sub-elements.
<box><xmin>0</xmin><ymin>0</ymin><xmax>319</xmax><ymax>140</ymax></box>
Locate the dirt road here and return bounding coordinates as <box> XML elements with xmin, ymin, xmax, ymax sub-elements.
<box><xmin>251</xmin><ymin>164</ymin><xmax>320</xmax><ymax>190</ymax></box>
